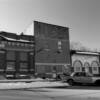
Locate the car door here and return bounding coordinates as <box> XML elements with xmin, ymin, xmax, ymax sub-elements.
<box><xmin>73</xmin><ymin>72</ymin><xmax>82</xmax><ymax>83</ymax></box>
<box><xmin>80</xmin><ymin>72</ymin><xmax>92</xmax><ymax>83</ymax></box>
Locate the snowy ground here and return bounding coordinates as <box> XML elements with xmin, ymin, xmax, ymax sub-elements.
<box><xmin>0</xmin><ymin>80</ymin><xmax>100</xmax><ymax>100</ymax></box>
<box><xmin>0</xmin><ymin>80</ymin><xmax>68</xmax><ymax>89</ymax></box>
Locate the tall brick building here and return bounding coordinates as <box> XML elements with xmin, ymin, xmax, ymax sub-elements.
<box><xmin>25</xmin><ymin>21</ymin><xmax>71</xmax><ymax>76</ymax></box>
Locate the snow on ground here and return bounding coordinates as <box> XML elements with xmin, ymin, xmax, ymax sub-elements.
<box><xmin>0</xmin><ymin>81</ymin><xmax>68</xmax><ymax>89</ymax></box>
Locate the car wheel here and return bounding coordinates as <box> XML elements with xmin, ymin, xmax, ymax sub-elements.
<box><xmin>68</xmin><ymin>79</ymin><xmax>74</xmax><ymax>86</ymax></box>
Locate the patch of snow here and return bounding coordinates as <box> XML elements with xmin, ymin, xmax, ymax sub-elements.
<box><xmin>0</xmin><ymin>81</ymin><xmax>68</xmax><ymax>89</ymax></box>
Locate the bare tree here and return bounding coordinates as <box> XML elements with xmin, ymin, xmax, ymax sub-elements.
<box><xmin>70</xmin><ymin>41</ymin><xmax>91</xmax><ymax>52</ymax></box>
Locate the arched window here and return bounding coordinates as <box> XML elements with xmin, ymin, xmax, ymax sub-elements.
<box><xmin>84</xmin><ymin>62</ymin><xmax>91</xmax><ymax>73</ymax></box>
<box><xmin>91</xmin><ymin>61</ymin><xmax>99</xmax><ymax>74</ymax></box>
<box><xmin>73</xmin><ymin>60</ymin><xmax>83</xmax><ymax>72</ymax></box>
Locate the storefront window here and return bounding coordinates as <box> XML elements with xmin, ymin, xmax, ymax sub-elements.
<box><xmin>45</xmin><ymin>66</ymin><xmax>52</xmax><ymax>73</ymax></box>
<box><xmin>36</xmin><ymin>65</ymin><xmax>45</xmax><ymax>73</ymax></box>
<box><xmin>57</xmin><ymin>65</ymin><xmax>63</xmax><ymax>73</ymax></box>
<box><xmin>20</xmin><ymin>63</ymin><xmax>28</xmax><ymax>71</ymax></box>
<box><xmin>6</xmin><ymin>62</ymin><xmax>15</xmax><ymax>71</ymax></box>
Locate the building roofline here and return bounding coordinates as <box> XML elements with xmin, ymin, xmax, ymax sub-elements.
<box><xmin>34</xmin><ymin>20</ymin><xmax>69</xmax><ymax>29</ymax></box>
<box><xmin>71</xmin><ymin>49</ymin><xmax>100</xmax><ymax>55</ymax></box>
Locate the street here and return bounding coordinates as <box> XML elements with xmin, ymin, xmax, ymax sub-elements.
<box><xmin>1</xmin><ymin>85</ymin><xmax>100</xmax><ymax>100</ymax></box>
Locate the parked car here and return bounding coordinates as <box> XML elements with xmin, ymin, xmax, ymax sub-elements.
<box><xmin>64</xmin><ymin>72</ymin><xmax>100</xmax><ymax>86</ymax></box>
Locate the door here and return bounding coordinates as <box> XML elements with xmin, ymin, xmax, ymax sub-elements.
<box><xmin>73</xmin><ymin>72</ymin><xmax>82</xmax><ymax>83</ymax></box>
<box><xmin>80</xmin><ymin>72</ymin><xmax>92</xmax><ymax>83</ymax></box>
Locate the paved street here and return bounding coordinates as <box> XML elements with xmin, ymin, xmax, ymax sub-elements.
<box><xmin>1</xmin><ymin>86</ymin><xmax>100</xmax><ymax>100</ymax></box>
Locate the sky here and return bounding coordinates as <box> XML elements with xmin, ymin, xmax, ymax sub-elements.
<box><xmin>0</xmin><ymin>0</ymin><xmax>100</xmax><ymax>50</ymax></box>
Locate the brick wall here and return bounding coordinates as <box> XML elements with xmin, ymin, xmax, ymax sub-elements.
<box><xmin>34</xmin><ymin>21</ymin><xmax>71</xmax><ymax>75</ymax></box>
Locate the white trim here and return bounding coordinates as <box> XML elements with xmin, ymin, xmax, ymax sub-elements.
<box><xmin>76</xmin><ymin>51</ymin><xmax>99</xmax><ymax>55</ymax></box>
<box><xmin>0</xmin><ymin>35</ymin><xmax>32</xmax><ymax>43</ymax></box>
<box><xmin>35</xmin><ymin>63</ymin><xmax>70</xmax><ymax>66</ymax></box>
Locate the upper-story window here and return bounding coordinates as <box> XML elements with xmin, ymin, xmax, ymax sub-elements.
<box><xmin>16</xmin><ymin>43</ymin><xmax>20</xmax><ymax>46</ymax></box>
<box><xmin>2</xmin><ymin>41</ymin><xmax>7</xmax><ymax>44</ymax></box>
<box><xmin>7</xmin><ymin>51</ymin><xmax>15</xmax><ymax>60</ymax></box>
<box><xmin>20</xmin><ymin>43</ymin><xmax>24</xmax><ymax>46</ymax></box>
<box><xmin>25</xmin><ymin>43</ymin><xmax>28</xmax><ymax>47</ymax></box>
<box><xmin>8</xmin><ymin>42</ymin><xmax>11</xmax><ymax>45</ymax></box>
<box><xmin>57</xmin><ymin>40</ymin><xmax>62</xmax><ymax>53</ymax></box>
<box><xmin>20</xmin><ymin>52</ymin><xmax>28</xmax><ymax>61</ymax></box>
<box><xmin>11</xmin><ymin>42</ymin><xmax>15</xmax><ymax>46</ymax></box>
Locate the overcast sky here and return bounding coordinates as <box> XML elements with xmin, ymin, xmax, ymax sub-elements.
<box><xmin>0</xmin><ymin>0</ymin><xmax>100</xmax><ymax>50</ymax></box>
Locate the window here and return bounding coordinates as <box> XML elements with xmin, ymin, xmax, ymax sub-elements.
<box><xmin>57</xmin><ymin>41</ymin><xmax>62</xmax><ymax>53</ymax></box>
<box><xmin>6</xmin><ymin>62</ymin><xmax>15</xmax><ymax>71</ymax></box>
<box><xmin>16</xmin><ymin>43</ymin><xmax>20</xmax><ymax>46</ymax></box>
<box><xmin>30</xmin><ymin>44</ymin><xmax>34</xmax><ymax>47</ymax></box>
<box><xmin>20</xmin><ymin>43</ymin><xmax>24</xmax><ymax>46</ymax></box>
<box><xmin>91</xmin><ymin>61</ymin><xmax>99</xmax><ymax>74</ymax></box>
<box><xmin>93</xmin><ymin>67</ymin><xmax>98</xmax><ymax>71</ymax></box>
<box><xmin>36</xmin><ymin>65</ymin><xmax>45</xmax><ymax>73</ymax></box>
<box><xmin>80</xmin><ymin>72</ymin><xmax>86</xmax><ymax>77</ymax></box>
<box><xmin>12</xmin><ymin>42</ymin><xmax>15</xmax><ymax>46</ymax></box>
<box><xmin>7</xmin><ymin>51</ymin><xmax>15</xmax><ymax>60</ymax></box>
<box><xmin>45</xmin><ymin>66</ymin><xmax>52</xmax><ymax>73</ymax></box>
<box><xmin>25</xmin><ymin>44</ymin><xmax>28</xmax><ymax>47</ymax></box>
<box><xmin>20</xmin><ymin>52</ymin><xmax>28</xmax><ymax>61</ymax></box>
<box><xmin>74</xmin><ymin>72</ymin><xmax>80</xmax><ymax>76</ymax></box>
<box><xmin>2</xmin><ymin>41</ymin><xmax>7</xmax><ymax>44</ymax></box>
<box><xmin>73</xmin><ymin>60</ymin><xmax>83</xmax><ymax>72</ymax></box>
<box><xmin>8</xmin><ymin>42</ymin><xmax>11</xmax><ymax>45</ymax></box>
<box><xmin>57</xmin><ymin>65</ymin><xmax>63</xmax><ymax>73</ymax></box>
<box><xmin>75</xmin><ymin>67</ymin><xmax>82</xmax><ymax>72</ymax></box>
<box><xmin>20</xmin><ymin>63</ymin><xmax>28</xmax><ymax>71</ymax></box>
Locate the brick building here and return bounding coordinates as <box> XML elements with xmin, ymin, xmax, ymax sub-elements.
<box><xmin>25</xmin><ymin>21</ymin><xmax>71</xmax><ymax>77</ymax></box>
<box><xmin>0</xmin><ymin>21</ymin><xmax>100</xmax><ymax>78</ymax></box>
<box><xmin>0</xmin><ymin>31</ymin><xmax>34</xmax><ymax>78</ymax></box>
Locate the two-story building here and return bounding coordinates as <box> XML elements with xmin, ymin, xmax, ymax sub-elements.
<box><xmin>0</xmin><ymin>31</ymin><xmax>34</xmax><ymax>78</ymax></box>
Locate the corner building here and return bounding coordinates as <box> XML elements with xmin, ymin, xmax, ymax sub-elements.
<box><xmin>0</xmin><ymin>31</ymin><xmax>34</xmax><ymax>78</ymax></box>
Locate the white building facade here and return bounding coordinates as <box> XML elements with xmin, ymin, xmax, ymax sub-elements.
<box><xmin>71</xmin><ymin>51</ymin><xmax>100</xmax><ymax>75</ymax></box>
